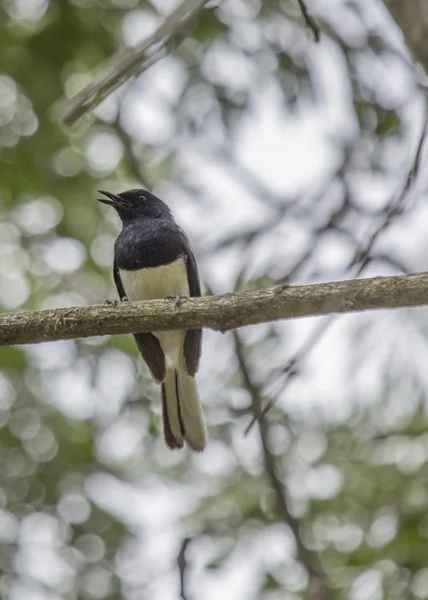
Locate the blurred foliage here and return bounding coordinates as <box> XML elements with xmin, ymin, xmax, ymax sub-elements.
<box><xmin>1</xmin><ymin>0</ymin><xmax>428</xmax><ymax>599</ymax></box>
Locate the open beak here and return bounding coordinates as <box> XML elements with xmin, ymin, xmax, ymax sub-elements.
<box><xmin>97</xmin><ymin>190</ymin><xmax>128</xmax><ymax>208</ymax></box>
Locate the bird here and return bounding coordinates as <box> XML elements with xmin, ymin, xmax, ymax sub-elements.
<box><xmin>97</xmin><ymin>188</ymin><xmax>206</xmax><ymax>452</ymax></box>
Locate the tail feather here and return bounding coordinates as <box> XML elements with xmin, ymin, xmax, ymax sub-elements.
<box><xmin>161</xmin><ymin>382</ymin><xmax>184</xmax><ymax>450</ymax></box>
<box><xmin>177</xmin><ymin>371</ymin><xmax>206</xmax><ymax>452</ymax></box>
<box><xmin>161</xmin><ymin>368</ymin><xmax>184</xmax><ymax>450</ymax></box>
<box><xmin>161</xmin><ymin>367</ymin><xmax>206</xmax><ymax>452</ymax></box>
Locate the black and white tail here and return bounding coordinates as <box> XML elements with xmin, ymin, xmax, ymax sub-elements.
<box><xmin>161</xmin><ymin>366</ymin><xmax>206</xmax><ymax>452</ymax></box>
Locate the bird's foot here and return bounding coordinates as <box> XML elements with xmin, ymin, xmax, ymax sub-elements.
<box><xmin>275</xmin><ymin>281</ymin><xmax>290</xmax><ymax>293</ymax></box>
<box><xmin>165</xmin><ymin>294</ymin><xmax>188</xmax><ymax>308</ymax></box>
<box><xmin>104</xmin><ymin>299</ymin><xmax>118</xmax><ymax>307</ymax></box>
<box><xmin>105</xmin><ymin>296</ymin><xmax>128</xmax><ymax>306</ymax></box>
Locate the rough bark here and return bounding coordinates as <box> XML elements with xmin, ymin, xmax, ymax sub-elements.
<box><xmin>1</xmin><ymin>272</ymin><xmax>427</xmax><ymax>347</ymax></box>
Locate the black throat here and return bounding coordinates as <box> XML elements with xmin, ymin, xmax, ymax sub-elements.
<box><xmin>114</xmin><ymin>217</ymin><xmax>186</xmax><ymax>271</ymax></box>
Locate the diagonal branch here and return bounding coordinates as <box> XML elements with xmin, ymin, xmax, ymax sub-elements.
<box><xmin>350</xmin><ymin>104</ymin><xmax>428</xmax><ymax>275</ymax></box>
<box><xmin>59</xmin><ymin>0</ymin><xmax>210</xmax><ymax>125</ymax></box>
<box><xmin>296</xmin><ymin>0</ymin><xmax>321</xmax><ymax>42</ymax></box>
<box><xmin>1</xmin><ymin>272</ymin><xmax>428</xmax><ymax>347</ymax></box>
<box><xmin>233</xmin><ymin>332</ymin><xmax>332</xmax><ymax>599</ymax></box>
<box><xmin>112</xmin><ymin>118</ymin><xmax>151</xmax><ymax>189</ymax></box>
<box><xmin>177</xmin><ymin>537</ymin><xmax>191</xmax><ymax>600</ymax></box>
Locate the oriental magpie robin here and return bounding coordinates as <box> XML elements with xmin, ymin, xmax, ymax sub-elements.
<box><xmin>98</xmin><ymin>189</ymin><xmax>206</xmax><ymax>452</ymax></box>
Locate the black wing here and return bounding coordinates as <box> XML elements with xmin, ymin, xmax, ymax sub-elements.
<box><xmin>113</xmin><ymin>260</ymin><xmax>127</xmax><ymax>300</ymax></box>
<box><xmin>179</xmin><ymin>229</ymin><xmax>203</xmax><ymax>377</ymax></box>
<box><xmin>113</xmin><ymin>260</ymin><xmax>166</xmax><ymax>383</ymax></box>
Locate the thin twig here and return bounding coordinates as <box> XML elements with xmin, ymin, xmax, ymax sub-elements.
<box><xmin>244</xmin><ymin>317</ymin><xmax>332</xmax><ymax>435</ymax></box>
<box><xmin>296</xmin><ymin>0</ymin><xmax>320</xmax><ymax>42</ymax></box>
<box><xmin>351</xmin><ymin>108</ymin><xmax>428</xmax><ymax>275</ymax></box>
<box><xmin>113</xmin><ymin>119</ymin><xmax>151</xmax><ymax>189</ymax></box>
<box><xmin>59</xmin><ymin>0</ymin><xmax>210</xmax><ymax>125</ymax></box>
<box><xmin>244</xmin><ymin>103</ymin><xmax>428</xmax><ymax>432</ymax></box>
<box><xmin>233</xmin><ymin>332</ymin><xmax>332</xmax><ymax>599</ymax></box>
<box><xmin>177</xmin><ymin>538</ymin><xmax>191</xmax><ymax>600</ymax></box>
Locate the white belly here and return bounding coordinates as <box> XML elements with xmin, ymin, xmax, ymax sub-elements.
<box><xmin>119</xmin><ymin>256</ymin><xmax>189</xmax><ymax>365</ymax></box>
<box><xmin>119</xmin><ymin>256</ymin><xmax>189</xmax><ymax>301</ymax></box>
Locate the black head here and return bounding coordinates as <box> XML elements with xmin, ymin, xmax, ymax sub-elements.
<box><xmin>97</xmin><ymin>189</ymin><xmax>172</xmax><ymax>223</ymax></box>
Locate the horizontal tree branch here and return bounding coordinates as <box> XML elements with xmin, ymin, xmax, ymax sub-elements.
<box><xmin>1</xmin><ymin>273</ymin><xmax>428</xmax><ymax>347</ymax></box>
<box><xmin>59</xmin><ymin>0</ymin><xmax>209</xmax><ymax>125</ymax></box>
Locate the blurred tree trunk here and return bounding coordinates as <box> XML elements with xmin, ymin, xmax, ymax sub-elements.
<box><xmin>384</xmin><ymin>0</ymin><xmax>428</xmax><ymax>71</ymax></box>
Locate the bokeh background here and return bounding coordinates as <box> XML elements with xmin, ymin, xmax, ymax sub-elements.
<box><xmin>2</xmin><ymin>0</ymin><xmax>428</xmax><ymax>599</ymax></box>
